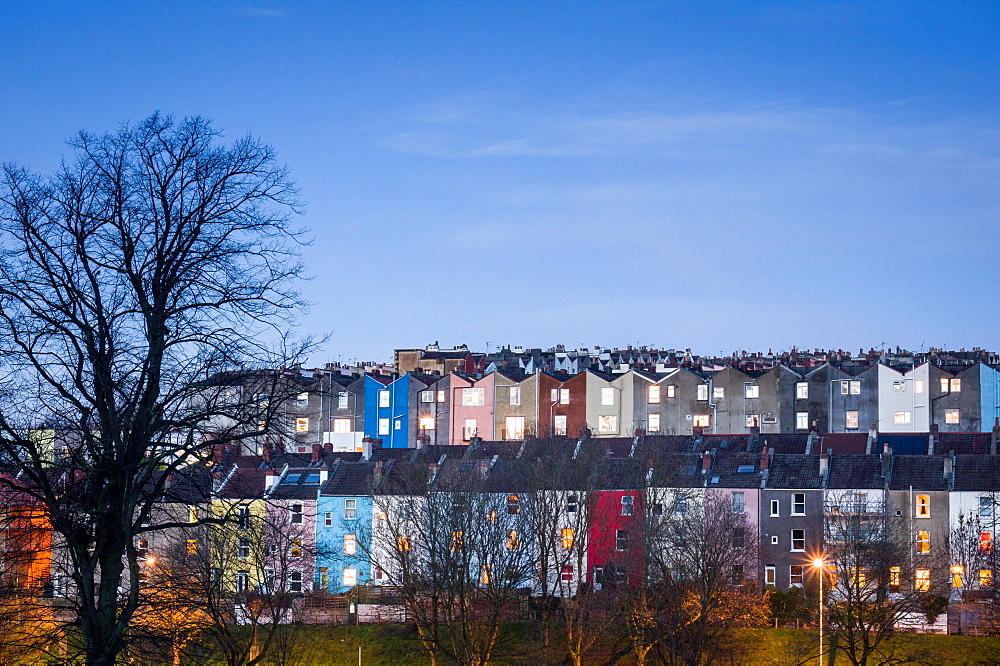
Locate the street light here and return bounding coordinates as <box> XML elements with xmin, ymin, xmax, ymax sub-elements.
<box><xmin>812</xmin><ymin>557</ymin><xmax>825</xmax><ymax>666</ymax></box>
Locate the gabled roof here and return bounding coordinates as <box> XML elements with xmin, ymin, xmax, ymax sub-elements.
<box><xmin>215</xmin><ymin>468</ymin><xmax>269</xmax><ymax>499</ymax></box>
<box><xmin>878</xmin><ymin>434</ymin><xmax>928</xmax><ymax>456</ymax></box>
<box><xmin>701</xmin><ymin>434</ymin><xmax>750</xmax><ymax>452</ymax></box>
<box><xmin>378</xmin><ymin>462</ymin><xmax>430</xmax><ymax>495</ymax></box>
<box><xmin>579</xmin><ymin>437</ymin><xmax>632</xmax><ymax>460</ymax></box>
<box><xmin>937</xmin><ymin>433</ymin><xmax>992</xmax><ymax>455</ymax></box>
<box><xmin>322</xmin><ymin>462</ymin><xmax>377</xmax><ymax>496</ymax></box>
<box><xmin>651</xmin><ymin>453</ymin><xmax>705</xmax><ymax>488</ymax></box>
<box><xmin>827</xmin><ymin>455</ymin><xmax>884</xmax><ymax>490</ymax></box>
<box><xmin>953</xmin><ymin>455</ymin><xmax>1000</xmax><ymax>492</ymax></box>
<box><xmin>766</xmin><ymin>454</ymin><xmax>824</xmax><ymax>489</ymax></box>
<box><xmin>707</xmin><ymin>451</ymin><xmax>763</xmax><ymax>488</ymax></box>
<box><xmin>758</xmin><ymin>434</ymin><xmax>809</xmax><ymax>455</ymax></box>
<box><xmin>888</xmin><ymin>456</ymin><xmax>948</xmax><ymax>491</ymax></box>
<box><xmin>465</xmin><ymin>440</ymin><xmax>522</xmax><ymax>461</ymax></box>
<box><xmin>814</xmin><ymin>433</ymin><xmax>869</xmax><ymax>455</ymax></box>
<box><xmin>368</xmin><ymin>448</ymin><xmax>414</xmax><ymax>463</ymax></box>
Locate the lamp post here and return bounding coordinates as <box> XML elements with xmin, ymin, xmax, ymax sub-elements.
<box><xmin>812</xmin><ymin>557</ymin><xmax>825</xmax><ymax>666</ymax></box>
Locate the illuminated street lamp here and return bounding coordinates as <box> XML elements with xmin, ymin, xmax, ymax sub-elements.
<box><xmin>812</xmin><ymin>558</ymin><xmax>826</xmax><ymax>665</ymax></box>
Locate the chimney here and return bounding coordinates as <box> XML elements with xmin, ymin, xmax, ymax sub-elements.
<box><xmin>701</xmin><ymin>450</ymin><xmax>712</xmax><ymax>472</ymax></box>
<box><xmin>867</xmin><ymin>425</ymin><xmax>878</xmax><ymax>454</ymax></box>
<box><xmin>262</xmin><ymin>440</ymin><xmax>272</xmax><ymax>464</ymax></box>
<box><xmin>323</xmin><ymin>442</ymin><xmax>333</xmax><ymax>454</ymax></box>
<box><xmin>928</xmin><ymin>423</ymin><xmax>938</xmax><ymax>455</ymax></box>
<box><xmin>373</xmin><ymin>460</ymin><xmax>384</xmax><ymax>485</ymax></box>
<box><xmin>693</xmin><ymin>425</ymin><xmax>704</xmax><ymax>438</ymax></box>
<box><xmin>992</xmin><ymin>418</ymin><xmax>1000</xmax><ymax>455</ymax></box>
<box><xmin>943</xmin><ymin>452</ymin><xmax>953</xmax><ymax>481</ymax></box>
<box><xmin>819</xmin><ymin>452</ymin><xmax>829</xmax><ymax>478</ymax></box>
<box><xmin>311</xmin><ymin>444</ymin><xmax>322</xmax><ymax>463</ymax></box>
<box><xmin>759</xmin><ymin>447</ymin><xmax>771</xmax><ymax>472</ymax></box>
<box><xmin>750</xmin><ymin>425</ymin><xmax>761</xmax><ymax>438</ymax></box>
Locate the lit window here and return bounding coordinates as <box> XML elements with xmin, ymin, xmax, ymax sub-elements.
<box><xmin>344</xmin><ymin>534</ymin><xmax>356</xmax><ymax>555</ymax></box>
<box><xmin>559</xmin><ymin>389</ymin><xmax>570</xmax><ymax>404</ymax></box>
<box><xmin>916</xmin><ymin>495</ymin><xmax>930</xmax><ymax>517</ymax></box>
<box><xmin>419</xmin><ymin>416</ymin><xmax>435</xmax><ymax>430</ymax></box>
<box><xmin>451</xmin><ymin>531</ymin><xmax>464</xmax><ymax>552</ymax></box>
<box><xmin>290</xmin><ymin>503</ymin><xmax>303</xmax><ymax>524</ymax></box>
<box><xmin>745</xmin><ymin>414</ymin><xmax>759</xmax><ymax>428</ymax></box>
<box><xmin>916</xmin><ymin>569</ymin><xmax>930</xmax><ymax>591</ymax></box>
<box><xmin>296</xmin><ymin>417</ymin><xmax>309</xmax><ymax>432</ymax></box>
<box><xmin>764</xmin><ymin>565</ymin><xmax>776</xmax><ymax>586</ymax></box>
<box><xmin>481</xmin><ymin>565</ymin><xmax>491</xmax><ymax>585</ymax></box>
<box><xmin>344</xmin><ymin>499</ymin><xmax>356</xmax><ymax>520</ymax></box>
<box><xmin>333</xmin><ymin>418</ymin><xmax>351</xmax><ymax>433</ymax></box>
<box><xmin>463</xmin><ymin>419</ymin><xmax>477</xmax><ymax>440</ymax></box>
<box><xmin>648</xmin><ymin>385</ymin><xmax>661</xmax><ymax>404</ymax></box>
<box><xmin>889</xmin><ymin>566</ymin><xmax>901</xmax><ymax>590</ymax></box>
<box><xmin>852</xmin><ymin>566</ymin><xmax>867</xmax><ymax>588</ymax></box>
<box><xmin>846</xmin><ymin>411</ymin><xmax>859</xmax><ymax>429</ymax></box>
<box><xmin>397</xmin><ymin>536</ymin><xmax>410</xmax><ymax>552</ymax></box>
<box><xmin>561</xmin><ymin>565</ymin><xmax>575</xmax><ymax>581</ymax></box>
<box><xmin>916</xmin><ymin>531</ymin><xmax>930</xmax><ymax>554</ymax></box>
<box><xmin>561</xmin><ymin>528</ymin><xmax>575</xmax><ymax>549</ymax></box>
<box><xmin>980</xmin><ymin>569</ymin><xmax>993</xmax><ymax>587</ymax></box>
<box><xmin>507</xmin><ymin>494</ymin><xmax>520</xmax><ymax>515</ymax></box>
<box><xmin>186</xmin><ymin>539</ymin><xmax>198</xmax><ymax>555</ymax></box>
<box><xmin>796</xmin><ymin>382</ymin><xmax>808</xmax><ymax>400</ymax></box>
<box><xmin>792</xmin><ymin>493</ymin><xmax>805</xmax><ymax>516</ymax></box>
<box><xmin>851</xmin><ymin>381</ymin><xmax>861</xmax><ymax>395</ymax></box>
<box><xmin>343</xmin><ymin>568</ymin><xmax>357</xmax><ymax>587</ymax></box>
<box><xmin>188</xmin><ymin>505</ymin><xmax>198</xmax><ymax>523</ymax></box>
<box><xmin>745</xmin><ymin>385</ymin><xmax>759</xmax><ymax>399</ymax></box>
<box><xmin>338</xmin><ymin>392</ymin><xmax>350</xmax><ymax>409</ymax></box>
<box><xmin>504</xmin><ymin>416</ymin><xmax>525</xmax><ymax>440</ymax></box>
<box><xmin>290</xmin><ymin>538</ymin><xmax>302</xmax><ymax>558</ymax></box>
<box><xmin>939</xmin><ymin>377</ymin><xmax>950</xmax><ymax>393</ymax></box>
<box><xmin>945</xmin><ymin>409</ymin><xmax>960</xmax><ymax>424</ymax></box>
<box><xmin>791</xmin><ymin>529</ymin><xmax>805</xmax><ymax>551</ymax></box>
<box><xmin>509</xmin><ymin>386</ymin><xmax>521</xmax><ymax>406</ymax></box>
<box><xmin>789</xmin><ymin>565</ymin><xmax>804</xmax><ymax>587</ymax></box>
<box><xmin>462</xmin><ymin>387</ymin><xmax>485</xmax><ymax>406</ymax></box>
<box><xmin>420</xmin><ymin>390</ymin><xmax>434</xmax><ymax>403</ymax></box>
<box><xmin>951</xmin><ymin>378</ymin><xmax>961</xmax><ymax>392</ymax></box>
<box><xmin>378</xmin><ymin>418</ymin><xmax>390</xmax><ymax>435</ymax></box>
<box><xmin>319</xmin><ymin>567</ymin><xmax>329</xmax><ymax>590</ymax></box>
<box><xmin>952</xmin><ymin>565</ymin><xmax>964</xmax><ymax>588</ymax></box>
<box><xmin>914</xmin><ymin>380</ymin><xmax>924</xmax><ymax>394</ymax></box>
<box><xmin>598</xmin><ymin>415</ymin><xmax>618</xmax><ymax>433</ymax></box>
<box><xmin>893</xmin><ymin>381</ymin><xmax>906</xmax><ymax>393</ymax></box>
<box><xmin>601</xmin><ymin>387</ymin><xmax>615</xmax><ymax>406</ymax></box>
<box><xmin>506</xmin><ymin>530</ymin><xmax>519</xmax><ymax>550</ymax></box>
<box><xmin>648</xmin><ymin>414</ymin><xmax>661</xmax><ymax>433</ymax></box>
<box><xmin>693</xmin><ymin>415</ymin><xmax>710</xmax><ymax>428</ymax></box>
<box><xmin>488</xmin><ymin>509</ymin><xmax>497</xmax><ymax>522</ymax></box>
<box><xmin>770</xmin><ymin>499</ymin><xmax>779</xmax><ymax>517</ymax></box>
<box><xmin>621</xmin><ymin>495</ymin><xmax>634</xmax><ymax>516</ymax></box>
<box><xmin>796</xmin><ymin>412</ymin><xmax>809</xmax><ymax>430</ymax></box>
<box><xmin>894</xmin><ymin>411</ymin><xmax>912</xmax><ymax>425</ymax></box>
<box><xmin>713</xmin><ymin>386</ymin><xmax>725</xmax><ymax>400</ymax></box>
<box><xmin>378</xmin><ymin>390</ymin><xmax>390</xmax><ymax>408</ymax></box>
<box><xmin>666</xmin><ymin>385</ymin><xmax>676</xmax><ymax>398</ymax></box>
<box><xmin>436</xmin><ymin>390</ymin><xmax>445</xmax><ymax>402</ymax></box>
<box><xmin>616</xmin><ymin>529</ymin><xmax>628</xmax><ymax>551</ymax></box>
<box><xmin>697</xmin><ymin>385</ymin><xmax>708</xmax><ymax>401</ymax></box>
<box><xmin>731</xmin><ymin>492</ymin><xmax>745</xmax><ymax>514</ymax></box>
<box><xmin>553</xmin><ymin>415</ymin><xmax>567</xmax><ymax>436</ymax></box>
<box><xmin>980</xmin><ymin>532</ymin><xmax>993</xmax><ymax>554</ymax></box>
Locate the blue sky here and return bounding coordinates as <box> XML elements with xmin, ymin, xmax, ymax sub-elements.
<box><xmin>2</xmin><ymin>2</ymin><xmax>996</xmax><ymax>362</ymax></box>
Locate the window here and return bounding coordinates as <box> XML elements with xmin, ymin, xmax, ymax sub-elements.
<box><xmin>770</xmin><ymin>499</ymin><xmax>780</xmax><ymax>517</ymax></box>
<box><xmin>889</xmin><ymin>566</ymin><xmax>901</xmax><ymax>591</ymax></box>
<box><xmin>324</xmin><ymin>512</ymin><xmax>332</xmax><ymax>527</ymax></box>
<box><xmin>980</xmin><ymin>569</ymin><xmax>993</xmax><ymax>587</ymax></box>
<box><xmin>852</xmin><ymin>492</ymin><xmax>869</xmax><ymax>513</ymax></box>
<box><xmin>561</xmin><ymin>528</ymin><xmax>575</xmax><ymax>549</ymax></box>
<box><xmin>344</xmin><ymin>534</ymin><xmax>356</xmax><ymax>555</ymax></box>
<box><xmin>559</xmin><ymin>388</ymin><xmax>570</xmax><ymax>404</ymax></box>
<box><xmin>648</xmin><ymin>385</ymin><xmax>661</xmax><ymax>404</ymax></box>
<box><xmin>397</xmin><ymin>536</ymin><xmax>410</xmax><ymax>552</ymax></box>
<box><xmin>236</xmin><ymin>570</ymin><xmax>249</xmax><ymax>593</ymax></box>
<box><xmin>893</xmin><ymin>381</ymin><xmax>906</xmax><ymax>393</ymax></box>
<box><xmin>796</xmin><ymin>412</ymin><xmax>809</xmax><ymax>430</ymax></box>
<box><xmin>951</xmin><ymin>378</ymin><xmax>962</xmax><ymax>392</ymax></box>
<box><xmin>648</xmin><ymin>414</ymin><xmax>661</xmax><ymax>433</ymax></box>
<box><xmin>675</xmin><ymin>498</ymin><xmax>688</xmax><ymax>515</ymax></box>
<box><xmin>290</xmin><ymin>538</ymin><xmax>302</xmax><ymax>558</ymax></box>
<box><xmin>952</xmin><ymin>565</ymin><xmax>965</xmax><ymax>588</ymax></box>
<box><xmin>338</xmin><ymin>392</ymin><xmax>350</xmax><ymax>409</ymax></box>
<box><xmin>378</xmin><ymin>418</ymin><xmax>390</xmax><ymax>435</ymax></box>
<box><xmin>505</xmin><ymin>416</ymin><xmax>525</xmax><ymax>440</ymax></box>
<box><xmin>980</xmin><ymin>497</ymin><xmax>994</xmax><ymax>518</ymax></box>
<box><xmin>137</xmin><ymin>540</ymin><xmax>149</xmax><ymax>559</ymax></box>
<box><xmin>378</xmin><ymin>390</ymin><xmax>390</xmax><ymax>408</ymax></box>
<box><xmin>507</xmin><ymin>494</ymin><xmax>521</xmax><ymax>515</ymax></box>
<box><xmin>791</xmin><ymin>529</ymin><xmax>805</xmax><ymax>551</ymax></box>
<box><xmin>792</xmin><ymin>493</ymin><xmax>805</xmax><ymax>516</ymax></box>
<box><xmin>480</xmin><ymin>565</ymin><xmax>491</xmax><ymax>585</ymax></box>
<box><xmin>462</xmin><ymin>387</ymin><xmax>485</xmax><ymax>406</ymax></box>
<box><xmin>764</xmin><ymin>565</ymin><xmax>776</xmax><ymax>586</ymax></box>
<box><xmin>789</xmin><ymin>565</ymin><xmax>804</xmax><ymax>587</ymax></box>
<box><xmin>616</xmin><ymin>529</ymin><xmax>628</xmax><ymax>551</ymax></box>
<box><xmin>437</xmin><ymin>390</ymin><xmax>445</xmax><ymax>402</ymax></box>
<box><xmin>731</xmin><ymin>565</ymin><xmax>744</xmax><ymax>584</ymax></box>
<box><xmin>697</xmin><ymin>385</ymin><xmax>708</xmax><ymax>401</ymax></box>
<box><xmin>488</xmin><ymin>509</ymin><xmax>497</xmax><ymax>522</ymax></box>
<box><xmin>916</xmin><ymin>569</ymin><xmax>930</xmax><ymax>591</ymax></box>
<box><xmin>333</xmin><ymin>417</ymin><xmax>351</xmax><ymax>433</ymax></box>
<box><xmin>561</xmin><ymin>565</ymin><xmax>575</xmax><ymax>581</ymax></box>
<box><xmin>841</xmin><ymin>380</ymin><xmax>861</xmax><ymax>395</ymax></box>
<box><xmin>451</xmin><ymin>531</ymin><xmax>464</xmax><ymax>552</ymax></box>
<box><xmin>713</xmin><ymin>386</ymin><xmax>725</xmax><ymax>400</ymax></box>
<box><xmin>344</xmin><ymin>499</ymin><xmax>357</xmax><ymax>520</ymax></box>
<box><xmin>731</xmin><ymin>492</ymin><xmax>745</xmax><ymax>514</ymax></box>
<box><xmin>916</xmin><ymin>494</ymin><xmax>930</xmax><ymax>517</ymax></box>
<box><xmin>894</xmin><ymin>411</ymin><xmax>912</xmax><ymax>424</ymax></box>
<box><xmin>288</xmin><ymin>570</ymin><xmax>303</xmax><ymax>593</ymax></box>
<box><xmin>553</xmin><ymin>415</ymin><xmax>567</xmax><ymax>436</ymax></box>
<box><xmin>256</xmin><ymin>393</ymin><xmax>270</xmax><ymax>406</ymax></box>
<box><xmin>506</xmin><ymin>530</ymin><xmax>519</xmax><ymax>550</ymax></box>
<box><xmin>980</xmin><ymin>532</ymin><xmax>993</xmax><ymax>554</ymax></box>
<box><xmin>238</xmin><ymin>505</ymin><xmax>251</xmax><ymax>530</ymax></box>
<box><xmin>914</xmin><ymin>379</ymin><xmax>925</xmax><ymax>393</ymax></box>
<box><xmin>745</xmin><ymin>414</ymin><xmax>759</xmax><ymax>428</ymax></box>
<box><xmin>916</xmin><ymin>531</ymin><xmax>930</xmax><ymax>554</ymax></box>
<box><xmin>419</xmin><ymin>416</ymin><xmax>435</xmax><ymax>430</ymax></box>
<box><xmin>598</xmin><ymin>415</ymin><xmax>618</xmax><ymax>433</ymax></box>
<box><xmin>394</xmin><ymin>420</ymin><xmax>401</xmax><ymax>431</ymax></box>
<box><xmin>693</xmin><ymin>415</ymin><xmax>710</xmax><ymax>427</ymax></box>
<box><xmin>343</xmin><ymin>568</ymin><xmax>357</xmax><ymax>587</ymax></box>
<box><xmin>566</xmin><ymin>494</ymin><xmax>578</xmax><ymax>513</ymax></box>
<box><xmin>666</xmin><ymin>384</ymin><xmax>676</xmax><ymax>398</ymax></box>
<box><xmin>945</xmin><ymin>409</ymin><xmax>960</xmax><ymax>424</ymax></box>
<box><xmin>319</xmin><ymin>567</ymin><xmax>329</xmax><ymax>590</ymax></box>
<box><xmin>290</xmin><ymin>503</ymin><xmax>302</xmax><ymax>524</ymax></box>
<box><xmin>185</xmin><ymin>538</ymin><xmax>198</xmax><ymax>555</ymax></box>
<box><xmin>601</xmin><ymin>387</ymin><xmax>615</xmax><ymax>406</ymax></box>
<box><xmin>237</xmin><ymin>537</ymin><xmax>250</xmax><ymax>559</ymax></box>
<box><xmin>796</xmin><ymin>382</ymin><xmax>808</xmax><ymax>400</ymax></box>
<box><xmin>771</xmin><ymin>535</ymin><xmax>778</xmax><ymax>545</ymax></box>
<box><xmin>732</xmin><ymin>527</ymin><xmax>745</xmax><ymax>549</ymax></box>
<box><xmin>745</xmin><ymin>385</ymin><xmax>759</xmax><ymax>399</ymax></box>
<box><xmin>420</xmin><ymin>390</ymin><xmax>433</xmax><ymax>403</ymax></box>
<box><xmin>463</xmin><ymin>419</ymin><xmax>478</xmax><ymax>440</ymax></box>
<box><xmin>296</xmin><ymin>392</ymin><xmax>309</xmax><ymax>407</ymax></box>
<box><xmin>509</xmin><ymin>386</ymin><xmax>521</xmax><ymax>406</ymax></box>
<box><xmin>846</xmin><ymin>411</ymin><xmax>859</xmax><ymax>429</ymax></box>
<box><xmin>621</xmin><ymin>495</ymin><xmax>634</xmax><ymax>516</ymax></box>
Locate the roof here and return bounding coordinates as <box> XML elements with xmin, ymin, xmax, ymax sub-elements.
<box><xmin>953</xmin><ymin>455</ymin><xmax>1000</xmax><ymax>492</ymax></box>
<box><xmin>765</xmin><ymin>454</ymin><xmax>824</xmax><ymax>489</ymax></box>
<box><xmin>827</xmin><ymin>455</ymin><xmax>884</xmax><ymax>489</ymax></box>
<box><xmin>758</xmin><ymin>434</ymin><xmax>809</xmax><ymax>455</ymax></box>
<box><xmin>322</xmin><ymin>462</ymin><xmax>377</xmax><ymax>496</ymax></box>
<box><xmin>708</xmin><ymin>451</ymin><xmax>764</xmax><ymax>488</ymax></box>
<box><xmin>701</xmin><ymin>434</ymin><xmax>750</xmax><ymax>452</ymax></box>
<box><xmin>814</xmin><ymin>433</ymin><xmax>869</xmax><ymax>455</ymax></box>
<box><xmin>878</xmin><ymin>434</ymin><xmax>929</xmax><ymax>456</ymax></box>
<box><xmin>465</xmin><ymin>440</ymin><xmax>522</xmax><ymax>461</ymax></box>
<box><xmin>215</xmin><ymin>468</ymin><xmax>269</xmax><ymax>499</ymax></box>
<box><xmin>937</xmin><ymin>433</ymin><xmax>992</xmax><ymax>455</ymax></box>
<box><xmin>888</xmin><ymin>456</ymin><xmax>948</xmax><ymax>491</ymax></box>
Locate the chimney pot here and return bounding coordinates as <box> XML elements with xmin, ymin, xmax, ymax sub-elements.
<box><xmin>311</xmin><ymin>444</ymin><xmax>322</xmax><ymax>463</ymax></box>
<box><xmin>759</xmin><ymin>448</ymin><xmax>770</xmax><ymax>472</ymax></box>
<box><xmin>701</xmin><ymin>451</ymin><xmax>712</xmax><ymax>471</ymax></box>
<box><xmin>819</xmin><ymin>452</ymin><xmax>829</xmax><ymax>477</ymax></box>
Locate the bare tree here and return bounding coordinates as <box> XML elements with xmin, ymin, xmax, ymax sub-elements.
<box><xmin>0</xmin><ymin>113</ymin><xmax>308</xmax><ymax>665</ymax></box>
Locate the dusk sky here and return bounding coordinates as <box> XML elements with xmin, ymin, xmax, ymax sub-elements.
<box><xmin>2</xmin><ymin>2</ymin><xmax>996</xmax><ymax>363</ymax></box>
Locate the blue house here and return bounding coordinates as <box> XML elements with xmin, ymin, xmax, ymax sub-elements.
<box><xmin>316</xmin><ymin>462</ymin><xmax>377</xmax><ymax>593</ymax></box>
<box><xmin>363</xmin><ymin>373</ymin><xmax>437</xmax><ymax>448</ymax></box>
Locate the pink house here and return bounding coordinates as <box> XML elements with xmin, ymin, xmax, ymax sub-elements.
<box><xmin>449</xmin><ymin>372</ymin><xmax>496</xmax><ymax>443</ymax></box>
